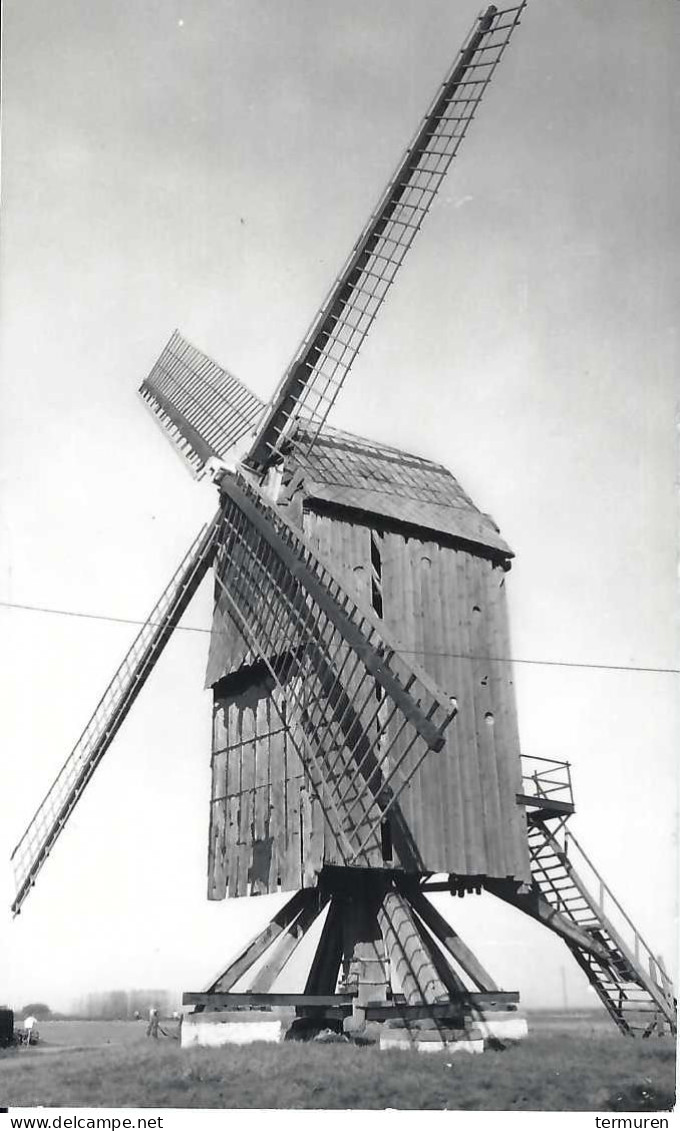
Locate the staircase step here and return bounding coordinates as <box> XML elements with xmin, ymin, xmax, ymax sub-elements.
<box><xmin>527</xmin><ymin>821</ymin><xmax>676</xmax><ymax>1038</ymax></box>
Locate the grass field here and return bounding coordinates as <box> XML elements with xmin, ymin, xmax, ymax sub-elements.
<box><xmin>0</xmin><ymin>1015</ymin><xmax>675</xmax><ymax>1111</ymax></box>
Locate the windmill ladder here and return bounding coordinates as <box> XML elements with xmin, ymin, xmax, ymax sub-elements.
<box><xmin>11</xmin><ymin>511</ymin><xmax>221</xmax><ymax>916</ymax></box>
<box><xmin>527</xmin><ymin>818</ymin><xmax>676</xmax><ymax>1036</ymax></box>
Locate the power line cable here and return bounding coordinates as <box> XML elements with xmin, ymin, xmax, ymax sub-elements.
<box><xmin>1</xmin><ymin>598</ymin><xmax>677</xmax><ymax>676</ymax></box>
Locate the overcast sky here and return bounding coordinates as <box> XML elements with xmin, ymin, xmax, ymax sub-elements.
<box><xmin>1</xmin><ymin>0</ymin><xmax>678</xmax><ymax>1015</ymax></box>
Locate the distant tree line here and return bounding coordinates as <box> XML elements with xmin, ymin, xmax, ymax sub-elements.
<box><xmin>21</xmin><ymin>1002</ymin><xmax>52</xmax><ymax>1019</ymax></box>
<box><xmin>8</xmin><ymin>990</ymin><xmax>179</xmax><ymax>1020</ymax></box>
<box><xmin>73</xmin><ymin>989</ymin><xmax>177</xmax><ymax>1019</ymax></box>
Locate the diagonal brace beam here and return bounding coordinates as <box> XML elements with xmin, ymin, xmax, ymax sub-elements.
<box><xmin>249</xmin><ymin>890</ymin><xmax>329</xmax><ymax>992</ymax></box>
<box><xmin>484</xmin><ymin>877</ymin><xmax>612</xmax><ymax>963</ymax></box>
<box><xmin>408</xmin><ymin>887</ymin><xmax>499</xmax><ymax>992</ymax></box>
<box><xmin>201</xmin><ymin>889</ymin><xmax>313</xmax><ymax>996</ymax></box>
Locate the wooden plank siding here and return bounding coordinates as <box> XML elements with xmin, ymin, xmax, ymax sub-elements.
<box><xmin>206</xmin><ymin>454</ymin><xmax>530</xmax><ymax>900</ymax></box>
<box><xmin>303</xmin><ymin>513</ymin><xmax>382</xmax><ymax>870</ymax></box>
<box><xmin>381</xmin><ymin>534</ymin><xmax>527</xmax><ymax>879</ymax></box>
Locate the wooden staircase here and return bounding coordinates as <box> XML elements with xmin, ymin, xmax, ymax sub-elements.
<box><xmin>527</xmin><ymin>815</ymin><xmax>676</xmax><ymax>1036</ymax></box>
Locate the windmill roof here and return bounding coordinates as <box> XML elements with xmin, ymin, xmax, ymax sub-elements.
<box><xmin>205</xmin><ymin>427</ymin><xmax>512</xmax><ymax>688</ymax></box>
<box><xmin>285</xmin><ymin>426</ymin><xmax>512</xmax><ymax>557</ymax></box>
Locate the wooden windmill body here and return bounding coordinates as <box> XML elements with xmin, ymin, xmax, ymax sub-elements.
<box><xmin>207</xmin><ymin>429</ymin><xmax>528</xmax><ymax>894</ymax></box>
<box><xmin>11</xmin><ymin>3</ymin><xmax>676</xmax><ymax>1050</ymax></box>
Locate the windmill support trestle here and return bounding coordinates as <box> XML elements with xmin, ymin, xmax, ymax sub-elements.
<box><xmin>184</xmin><ymin>765</ymin><xmax>676</xmax><ymax>1049</ymax></box>
<box><xmin>181</xmin><ymin>870</ymin><xmax>526</xmax><ymax>1052</ymax></box>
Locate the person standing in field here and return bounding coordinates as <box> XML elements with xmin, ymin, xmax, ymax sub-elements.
<box><xmin>146</xmin><ymin>1006</ymin><xmax>159</xmax><ymax>1039</ymax></box>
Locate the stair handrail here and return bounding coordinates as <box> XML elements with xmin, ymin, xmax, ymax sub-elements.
<box><xmin>562</xmin><ymin>827</ymin><xmax>675</xmax><ymax>1003</ymax></box>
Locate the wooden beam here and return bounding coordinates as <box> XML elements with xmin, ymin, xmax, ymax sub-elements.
<box><xmin>182</xmin><ymin>990</ymin><xmax>520</xmax><ymax>1012</ymax></box>
<box><xmin>408</xmin><ymin>889</ymin><xmax>499</xmax><ymax>992</ymax></box>
<box><xmin>304</xmin><ymin>898</ymin><xmax>345</xmax><ymax>995</ymax></box>
<box><xmin>516</xmin><ymin>793</ymin><xmax>575</xmax><ymax>815</ymax></box>
<box><xmin>377</xmin><ymin>890</ymin><xmax>449</xmax><ymax>1005</ymax></box>
<box><xmin>484</xmin><ymin>878</ymin><xmax>611</xmax><ymax>962</ymax></box>
<box><xmin>460</xmin><ymin>991</ymin><xmax>519</xmax><ymax>1005</ymax></box>
<box><xmin>201</xmin><ymin>889</ymin><xmax>311</xmax><ymax>994</ymax></box>
<box><xmin>365</xmin><ymin>995</ymin><xmax>518</xmax><ymax>1021</ymax></box>
<box><xmin>183</xmin><ymin>992</ymin><xmax>356</xmax><ymax>1008</ymax></box>
<box><xmin>249</xmin><ymin>891</ymin><xmax>328</xmax><ymax>992</ymax></box>
<box><xmin>409</xmin><ymin>908</ymin><xmax>467</xmax><ymax>996</ymax></box>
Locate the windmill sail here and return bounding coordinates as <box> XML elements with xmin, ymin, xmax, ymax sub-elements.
<box><xmin>214</xmin><ymin>471</ymin><xmax>457</xmax><ymax>863</ymax></box>
<box><xmin>10</xmin><ymin>515</ymin><xmax>220</xmax><ymax>915</ymax></box>
<box><xmin>246</xmin><ymin>3</ymin><xmax>527</xmax><ymax>471</ymax></box>
<box><xmin>139</xmin><ymin>331</ymin><xmax>265</xmax><ymax>477</ymax></box>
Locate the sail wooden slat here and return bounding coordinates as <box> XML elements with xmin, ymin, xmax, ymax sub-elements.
<box><xmin>140</xmin><ymin>331</ymin><xmax>265</xmax><ymax>477</ymax></box>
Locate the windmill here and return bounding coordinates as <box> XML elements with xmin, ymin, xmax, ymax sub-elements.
<box><xmin>10</xmin><ymin>3</ymin><xmax>676</xmax><ymax>1051</ymax></box>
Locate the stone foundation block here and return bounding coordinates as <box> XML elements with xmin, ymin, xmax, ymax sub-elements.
<box><xmin>181</xmin><ymin>1010</ymin><xmax>284</xmax><ymax>1048</ymax></box>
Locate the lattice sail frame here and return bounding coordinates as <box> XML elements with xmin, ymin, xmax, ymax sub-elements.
<box><xmin>11</xmin><ymin>516</ymin><xmax>221</xmax><ymax>915</ymax></box>
<box><xmin>214</xmin><ymin>471</ymin><xmax>458</xmax><ymax>863</ymax></box>
<box><xmin>140</xmin><ymin>331</ymin><xmax>265</xmax><ymax>477</ymax></box>
<box><xmin>246</xmin><ymin>3</ymin><xmax>527</xmax><ymax>470</ymax></box>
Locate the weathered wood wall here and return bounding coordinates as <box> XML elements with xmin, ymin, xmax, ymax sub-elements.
<box><xmin>206</xmin><ymin>506</ymin><xmax>529</xmax><ymax>900</ymax></box>
<box><xmin>208</xmin><ymin>670</ymin><xmax>325</xmax><ymax>898</ymax></box>
<box><xmin>377</xmin><ymin>529</ymin><xmax>528</xmax><ymax>880</ymax></box>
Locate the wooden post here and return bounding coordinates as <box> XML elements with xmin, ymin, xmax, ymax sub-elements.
<box><xmin>342</xmin><ymin>891</ymin><xmax>389</xmax><ymax>1027</ymax></box>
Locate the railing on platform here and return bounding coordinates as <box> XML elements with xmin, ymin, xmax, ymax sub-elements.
<box><xmin>520</xmin><ymin>755</ymin><xmax>574</xmax><ymax>811</ymax></box>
